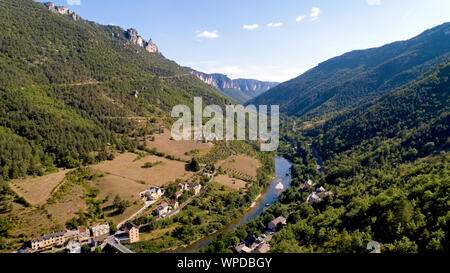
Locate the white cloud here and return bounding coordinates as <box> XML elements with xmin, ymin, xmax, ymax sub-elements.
<box><xmin>243</xmin><ymin>24</ymin><xmax>259</xmax><ymax>30</ymax></box>
<box><xmin>195</xmin><ymin>30</ymin><xmax>219</xmax><ymax>38</ymax></box>
<box><xmin>67</xmin><ymin>0</ymin><xmax>81</xmax><ymax>5</ymax></box>
<box><xmin>366</xmin><ymin>0</ymin><xmax>381</xmax><ymax>6</ymax></box>
<box><xmin>296</xmin><ymin>15</ymin><xmax>304</xmax><ymax>22</ymax></box>
<box><xmin>311</xmin><ymin>7</ymin><xmax>321</xmax><ymax>21</ymax></box>
<box><xmin>268</xmin><ymin>22</ymin><xmax>283</xmax><ymax>28</ymax></box>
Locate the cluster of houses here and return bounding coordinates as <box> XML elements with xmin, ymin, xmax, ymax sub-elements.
<box><xmin>153</xmin><ymin>182</ymin><xmax>202</xmax><ymax>218</ymax></box>
<box><xmin>140</xmin><ymin>186</ymin><xmax>163</xmax><ymax>201</ymax></box>
<box><xmin>25</xmin><ymin>222</ymin><xmax>139</xmax><ymax>253</ymax></box>
<box><xmin>154</xmin><ymin>201</ymin><xmax>178</xmax><ymax>218</ymax></box>
<box><xmin>302</xmin><ymin>179</ymin><xmax>333</xmax><ymax>205</ymax></box>
<box><xmin>27</xmin><ymin>223</ymin><xmax>109</xmax><ymax>253</ymax></box>
<box><xmin>233</xmin><ymin>216</ymin><xmax>287</xmax><ymax>254</ymax></box>
<box><xmin>172</xmin><ymin>182</ymin><xmax>202</xmax><ymax>199</ymax></box>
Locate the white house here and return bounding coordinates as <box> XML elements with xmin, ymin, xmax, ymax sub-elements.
<box><xmin>189</xmin><ymin>183</ymin><xmax>202</xmax><ymax>195</ymax></box>
<box><xmin>91</xmin><ymin>223</ymin><xmax>110</xmax><ymax>237</ymax></box>
<box><xmin>155</xmin><ymin>202</ymin><xmax>169</xmax><ymax>216</ymax></box>
<box><xmin>67</xmin><ymin>240</ymin><xmax>82</xmax><ymax>253</ymax></box>
<box><xmin>140</xmin><ymin>187</ymin><xmax>163</xmax><ymax>201</ymax></box>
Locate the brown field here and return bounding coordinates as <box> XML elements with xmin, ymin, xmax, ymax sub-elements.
<box><xmin>46</xmin><ymin>183</ymin><xmax>87</xmax><ymax>224</ymax></box>
<box><xmin>92</xmin><ymin>152</ymin><xmax>194</xmax><ymax>186</ymax></box>
<box><xmin>9</xmin><ymin>170</ymin><xmax>70</xmax><ymax>206</ymax></box>
<box><xmin>90</xmin><ymin>174</ymin><xmax>147</xmax><ymax>224</ymax></box>
<box><xmin>214</xmin><ymin>174</ymin><xmax>248</xmax><ymax>191</ymax></box>
<box><xmin>9</xmin><ymin>206</ymin><xmax>59</xmax><ymax>239</ymax></box>
<box><xmin>92</xmin><ymin>175</ymin><xmax>148</xmax><ymax>202</ymax></box>
<box><xmin>222</xmin><ymin>154</ymin><xmax>261</xmax><ymax>178</ymax></box>
<box><xmin>145</xmin><ymin>129</ymin><xmax>213</xmax><ymax>160</ymax></box>
<box><xmin>8</xmin><ymin>183</ymin><xmax>87</xmax><ymax>239</ymax></box>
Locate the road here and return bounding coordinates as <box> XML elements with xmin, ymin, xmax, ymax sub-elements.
<box><xmin>210</xmin><ymin>147</ymin><xmax>237</xmax><ymax>183</ymax></box>
<box><xmin>106</xmin><ymin>236</ymin><xmax>133</xmax><ymax>253</ymax></box>
<box><xmin>117</xmin><ymin>200</ymin><xmax>155</xmax><ymax>229</ymax></box>
<box><xmin>140</xmin><ymin>147</ymin><xmax>237</xmax><ymax>227</ymax></box>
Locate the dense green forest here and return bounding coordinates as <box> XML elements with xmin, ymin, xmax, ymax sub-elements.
<box><xmin>203</xmin><ymin>60</ymin><xmax>449</xmax><ymax>253</ymax></box>
<box><xmin>312</xmin><ymin>62</ymin><xmax>449</xmax><ymax>162</ymax></box>
<box><xmin>248</xmin><ymin>22</ymin><xmax>450</xmax><ymax>120</ymax></box>
<box><xmin>0</xmin><ymin>0</ymin><xmax>233</xmax><ymax>181</ymax></box>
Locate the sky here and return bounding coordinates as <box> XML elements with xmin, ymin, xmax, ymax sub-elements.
<box><xmin>39</xmin><ymin>0</ymin><xmax>450</xmax><ymax>82</ymax></box>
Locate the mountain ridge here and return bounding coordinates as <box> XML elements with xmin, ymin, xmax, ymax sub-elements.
<box><xmin>184</xmin><ymin>67</ymin><xmax>278</xmax><ymax>103</ymax></box>
<box><xmin>248</xmin><ymin>22</ymin><xmax>450</xmax><ymax>119</ymax></box>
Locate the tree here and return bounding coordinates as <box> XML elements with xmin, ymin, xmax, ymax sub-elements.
<box><xmin>81</xmin><ymin>244</ymin><xmax>91</xmax><ymax>253</ymax></box>
<box><xmin>190</xmin><ymin>158</ymin><xmax>201</xmax><ymax>172</ymax></box>
<box><xmin>109</xmin><ymin>222</ymin><xmax>117</xmax><ymax>235</ymax></box>
<box><xmin>113</xmin><ymin>195</ymin><xmax>122</xmax><ymax>208</ymax></box>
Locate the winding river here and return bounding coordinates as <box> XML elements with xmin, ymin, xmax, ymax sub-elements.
<box><xmin>170</xmin><ymin>156</ymin><xmax>292</xmax><ymax>253</ymax></box>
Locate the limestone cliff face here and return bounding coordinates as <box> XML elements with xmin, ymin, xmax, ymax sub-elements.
<box><xmin>126</xmin><ymin>28</ymin><xmax>160</xmax><ymax>54</ymax></box>
<box><xmin>44</xmin><ymin>2</ymin><xmax>80</xmax><ymax>21</ymax></box>
<box><xmin>184</xmin><ymin>67</ymin><xmax>279</xmax><ymax>103</ymax></box>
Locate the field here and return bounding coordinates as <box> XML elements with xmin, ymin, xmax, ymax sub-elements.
<box><xmin>145</xmin><ymin>129</ymin><xmax>213</xmax><ymax>161</ymax></box>
<box><xmin>7</xmin><ymin>182</ymin><xmax>87</xmax><ymax>241</ymax></box>
<box><xmin>90</xmin><ymin>175</ymin><xmax>147</xmax><ymax>224</ymax></box>
<box><xmin>46</xmin><ymin>183</ymin><xmax>88</xmax><ymax>224</ymax></box>
<box><xmin>92</xmin><ymin>175</ymin><xmax>148</xmax><ymax>202</ymax></box>
<box><xmin>221</xmin><ymin>155</ymin><xmax>261</xmax><ymax>178</ymax></box>
<box><xmin>9</xmin><ymin>170</ymin><xmax>70</xmax><ymax>206</ymax></box>
<box><xmin>92</xmin><ymin>152</ymin><xmax>194</xmax><ymax>186</ymax></box>
<box><xmin>214</xmin><ymin>174</ymin><xmax>248</xmax><ymax>191</ymax></box>
<box><xmin>9</xmin><ymin>205</ymin><xmax>58</xmax><ymax>239</ymax></box>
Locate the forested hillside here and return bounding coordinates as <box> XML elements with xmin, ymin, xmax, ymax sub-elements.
<box><xmin>0</xmin><ymin>0</ymin><xmax>232</xmax><ymax>181</ymax></box>
<box><xmin>312</xmin><ymin>62</ymin><xmax>449</xmax><ymax>162</ymax></box>
<box><xmin>248</xmin><ymin>22</ymin><xmax>449</xmax><ymax>120</ymax></box>
<box><xmin>204</xmin><ymin>60</ymin><xmax>449</xmax><ymax>253</ymax></box>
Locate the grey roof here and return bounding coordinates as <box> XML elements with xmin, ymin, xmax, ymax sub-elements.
<box><xmin>125</xmin><ymin>222</ymin><xmax>138</xmax><ymax>230</ymax></box>
<box><xmin>269</xmin><ymin>216</ymin><xmax>287</xmax><ymax>226</ymax></box>
<box><xmin>31</xmin><ymin>231</ymin><xmax>66</xmax><ymax>242</ymax></box>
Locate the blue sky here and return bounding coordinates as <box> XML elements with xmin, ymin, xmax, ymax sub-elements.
<box><xmin>39</xmin><ymin>0</ymin><xmax>450</xmax><ymax>82</ymax></box>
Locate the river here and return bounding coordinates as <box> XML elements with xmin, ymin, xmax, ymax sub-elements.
<box><xmin>170</xmin><ymin>156</ymin><xmax>293</xmax><ymax>253</ymax></box>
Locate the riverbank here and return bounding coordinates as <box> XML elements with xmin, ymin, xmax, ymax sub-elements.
<box><xmin>171</xmin><ymin>156</ymin><xmax>292</xmax><ymax>253</ymax></box>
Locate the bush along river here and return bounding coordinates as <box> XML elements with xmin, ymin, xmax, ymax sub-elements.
<box><xmin>170</xmin><ymin>156</ymin><xmax>293</xmax><ymax>253</ymax></box>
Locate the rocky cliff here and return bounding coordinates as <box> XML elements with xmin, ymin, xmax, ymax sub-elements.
<box><xmin>44</xmin><ymin>2</ymin><xmax>80</xmax><ymax>21</ymax></box>
<box><xmin>43</xmin><ymin>3</ymin><xmax>160</xmax><ymax>54</ymax></box>
<box><xmin>184</xmin><ymin>67</ymin><xmax>278</xmax><ymax>103</ymax></box>
<box><xmin>126</xmin><ymin>28</ymin><xmax>159</xmax><ymax>54</ymax></box>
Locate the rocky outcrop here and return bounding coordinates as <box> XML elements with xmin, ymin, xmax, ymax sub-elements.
<box><xmin>42</xmin><ymin>3</ymin><xmax>159</xmax><ymax>54</ymax></box>
<box><xmin>44</xmin><ymin>2</ymin><xmax>80</xmax><ymax>21</ymax></box>
<box><xmin>126</xmin><ymin>29</ymin><xmax>159</xmax><ymax>54</ymax></box>
<box><xmin>184</xmin><ymin>67</ymin><xmax>278</xmax><ymax>103</ymax></box>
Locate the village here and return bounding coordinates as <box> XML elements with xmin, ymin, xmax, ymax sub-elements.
<box><xmin>19</xmin><ymin>221</ymin><xmax>139</xmax><ymax>253</ymax></box>
<box><xmin>9</xmin><ymin>120</ymin><xmax>331</xmax><ymax>254</ymax></box>
<box><xmin>233</xmin><ymin>216</ymin><xmax>287</xmax><ymax>254</ymax></box>
<box><xmin>231</xmin><ymin>178</ymin><xmax>333</xmax><ymax>254</ymax></box>
<box><xmin>19</xmin><ymin>178</ymin><xmax>204</xmax><ymax>253</ymax></box>
<box><xmin>19</xmin><ymin>165</ymin><xmax>333</xmax><ymax>254</ymax></box>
